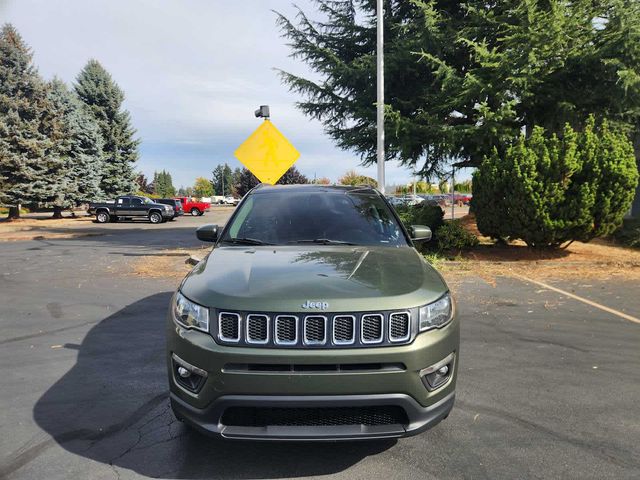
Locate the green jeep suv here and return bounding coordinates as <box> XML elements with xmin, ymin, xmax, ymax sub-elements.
<box><xmin>167</xmin><ymin>184</ymin><xmax>458</xmax><ymax>440</ymax></box>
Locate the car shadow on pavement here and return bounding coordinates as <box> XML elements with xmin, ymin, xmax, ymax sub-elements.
<box><xmin>31</xmin><ymin>293</ymin><xmax>394</xmax><ymax>479</ymax></box>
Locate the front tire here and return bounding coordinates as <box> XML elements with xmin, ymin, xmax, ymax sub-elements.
<box><xmin>190</xmin><ymin>208</ymin><xmax>201</xmax><ymax>216</ymax></box>
<box><xmin>96</xmin><ymin>211</ymin><xmax>110</xmax><ymax>223</ymax></box>
<box><xmin>149</xmin><ymin>211</ymin><xmax>162</xmax><ymax>224</ymax></box>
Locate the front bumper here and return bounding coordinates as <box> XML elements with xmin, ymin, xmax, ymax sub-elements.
<box><xmin>171</xmin><ymin>391</ymin><xmax>454</xmax><ymax>440</ymax></box>
<box><xmin>167</xmin><ymin>310</ymin><xmax>459</xmax><ymax>440</ymax></box>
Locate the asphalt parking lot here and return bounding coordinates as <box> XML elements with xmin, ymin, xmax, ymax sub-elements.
<box><xmin>1</xmin><ymin>212</ymin><xmax>639</xmax><ymax>480</ymax></box>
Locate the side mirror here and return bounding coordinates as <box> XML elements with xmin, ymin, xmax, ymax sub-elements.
<box><xmin>410</xmin><ymin>225</ymin><xmax>432</xmax><ymax>242</ymax></box>
<box><xmin>196</xmin><ymin>224</ymin><xmax>218</xmax><ymax>242</ymax></box>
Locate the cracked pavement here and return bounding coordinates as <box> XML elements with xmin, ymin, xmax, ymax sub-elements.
<box><xmin>1</xmin><ymin>213</ymin><xmax>639</xmax><ymax>479</ymax></box>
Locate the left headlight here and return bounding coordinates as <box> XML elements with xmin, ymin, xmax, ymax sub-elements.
<box><xmin>419</xmin><ymin>293</ymin><xmax>453</xmax><ymax>332</ymax></box>
<box><xmin>173</xmin><ymin>292</ymin><xmax>209</xmax><ymax>332</ymax></box>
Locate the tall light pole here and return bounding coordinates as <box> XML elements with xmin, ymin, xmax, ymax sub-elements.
<box><xmin>376</xmin><ymin>0</ymin><xmax>385</xmax><ymax>194</ymax></box>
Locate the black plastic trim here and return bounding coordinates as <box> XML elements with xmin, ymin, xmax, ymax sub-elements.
<box><xmin>170</xmin><ymin>391</ymin><xmax>454</xmax><ymax>441</ymax></box>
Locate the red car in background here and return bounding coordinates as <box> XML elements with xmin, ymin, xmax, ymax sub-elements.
<box><xmin>453</xmin><ymin>194</ymin><xmax>472</xmax><ymax>205</ymax></box>
<box><xmin>174</xmin><ymin>197</ymin><xmax>210</xmax><ymax>216</ymax></box>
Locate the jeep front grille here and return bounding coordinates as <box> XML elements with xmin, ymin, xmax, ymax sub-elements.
<box><xmin>304</xmin><ymin>316</ymin><xmax>326</xmax><ymax>345</ymax></box>
<box><xmin>219</xmin><ymin>312</ymin><xmax>241</xmax><ymax>342</ymax></box>
<box><xmin>246</xmin><ymin>314</ymin><xmax>269</xmax><ymax>344</ymax></box>
<box><xmin>361</xmin><ymin>314</ymin><xmax>383</xmax><ymax>343</ymax></box>
<box><xmin>275</xmin><ymin>315</ymin><xmax>298</xmax><ymax>345</ymax></box>
<box><xmin>389</xmin><ymin>312</ymin><xmax>410</xmax><ymax>342</ymax></box>
<box><xmin>214</xmin><ymin>309</ymin><xmax>416</xmax><ymax>348</ymax></box>
<box><xmin>333</xmin><ymin>315</ymin><xmax>355</xmax><ymax>345</ymax></box>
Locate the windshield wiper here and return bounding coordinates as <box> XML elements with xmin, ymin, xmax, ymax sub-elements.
<box><xmin>290</xmin><ymin>238</ymin><xmax>358</xmax><ymax>245</ymax></box>
<box><xmin>223</xmin><ymin>237</ymin><xmax>272</xmax><ymax>246</ymax></box>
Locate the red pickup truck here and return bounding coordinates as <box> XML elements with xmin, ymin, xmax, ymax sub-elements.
<box><xmin>174</xmin><ymin>197</ymin><xmax>210</xmax><ymax>216</ymax></box>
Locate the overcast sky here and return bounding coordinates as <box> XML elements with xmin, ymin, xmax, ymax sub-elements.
<box><xmin>1</xmin><ymin>0</ymin><xmax>463</xmax><ymax>189</ymax></box>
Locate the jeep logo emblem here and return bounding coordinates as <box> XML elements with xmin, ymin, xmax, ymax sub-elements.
<box><xmin>302</xmin><ymin>300</ymin><xmax>329</xmax><ymax>310</ymax></box>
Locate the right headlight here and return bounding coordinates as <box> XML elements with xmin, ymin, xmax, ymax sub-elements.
<box><xmin>172</xmin><ymin>292</ymin><xmax>209</xmax><ymax>332</ymax></box>
<box><xmin>419</xmin><ymin>293</ymin><xmax>453</xmax><ymax>331</ymax></box>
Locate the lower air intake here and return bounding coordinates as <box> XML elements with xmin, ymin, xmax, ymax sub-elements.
<box><xmin>221</xmin><ymin>406</ymin><xmax>409</xmax><ymax>427</ymax></box>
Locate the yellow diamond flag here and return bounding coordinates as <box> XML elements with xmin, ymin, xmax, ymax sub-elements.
<box><xmin>234</xmin><ymin>120</ymin><xmax>300</xmax><ymax>184</ymax></box>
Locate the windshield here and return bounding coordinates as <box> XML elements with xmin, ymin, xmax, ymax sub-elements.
<box><xmin>143</xmin><ymin>197</ymin><xmax>153</xmax><ymax>204</ymax></box>
<box><xmin>221</xmin><ymin>190</ymin><xmax>408</xmax><ymax>246</ymax></box>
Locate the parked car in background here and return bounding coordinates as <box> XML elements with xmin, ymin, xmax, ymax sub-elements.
<box><xmin>156</xmin><ymin>198</ymin><xmax>184</xmax><ymax>220</ymax></box>
<box><xmin>88</xmin><ymin>196</ymin><xmax>173</xmax><ymax>224</ymax></box>
<box><xmin>387</xmin><ymin>196</ymin><xmax>405</xmax><ymax>207</ymax></box>
<box><xmin>400</xmin><ymin>194</ymin><xmax>425</xmax><ymax>206</ymax></box>
<box><xmin>201</xmin><ymin>196</ymin><xmax>226</xmax><ymax>204</ymax></box>
<box><xmin>223</xmin><ymin>196</ymin><xmax>240</xmax><ymax>206</ymax></box>
<box><xmin>453</xmin><ymin>193</ymin><xmax>472</xmax><ymax>205</ymax></box>
<box><xmin>174</xmin><ymin>197</ymin><xmax>211</xmax><ymax>216</ymax></box>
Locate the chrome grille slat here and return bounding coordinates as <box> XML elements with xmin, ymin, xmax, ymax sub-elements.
<box><xmin>304</xmin><ymin>316</ymin><xmax>327</xmax><ymax>345</ymax></box>
<box><xmin>333</xmin><ymin>315</ymin><xmax>356</xmax><ymax>345</ymax></box>
<box><xmin>361</xmin><ymin>314</ymin><xmax>384</xmax><ymax>344</ymax></box>
<box><xmin>218</xmin><ymin>312</ymin><xmax>241</xmax><ymax>342</ymax></box>
<box><xmin>246</xmin><ymin>314</ymin><xmax>269</xmax><ymax>344</ymax></box>
<box><xmin>389</xmin><ymin>312</ymin><xmax>410</xmax><ymax>342</ymax></box>
<box><xmin>214</xmin><ymin>310</ymin><xmax>414</xmax><ymax>348</ymax></box>
<box><xmin>275</xmin><ymin>315</ymin><xmax>298</xmax><ymax>345</ymax></box>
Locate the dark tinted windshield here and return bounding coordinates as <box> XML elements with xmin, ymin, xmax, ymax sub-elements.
<box><xmin>221</xmin><ymin>189</ymin><xmax>408</xmax><ymax>246</ymax></box>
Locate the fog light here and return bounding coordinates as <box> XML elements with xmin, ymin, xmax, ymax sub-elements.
<box><xmin>172</xmin><ymin>353</ymin><xmax>208</xmax><ymax>393</ymax></box>
<box><xmin>420</xmin><ymin>353</ymin><xmax>455</xmax><ymax>391</ymax></box>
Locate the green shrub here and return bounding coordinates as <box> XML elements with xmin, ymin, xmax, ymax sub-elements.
<box><xmin>396</xmin><ymin>202</ymin><xmax>444</xmax><ymax>251</ymax></box>
<box><xmin>472</xmin><ymin>116</ymin><xmax>639</xmax><ymax>248</ymax></box>
<box><xmin>436</xmin><ymin>220</ymin><xmax>479</xmax><ymax>251</ymax></box>
<box><xmin>396</xmin><ymin>203</ymin><xmax>444</xmax><ymax>232</ymax></box>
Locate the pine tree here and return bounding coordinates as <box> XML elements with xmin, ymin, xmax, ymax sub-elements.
<box><xmin>473</xmin><ymin>118</ymin><xmax>638</xmax><ymax>247</ymax></box>
<box><xmin>75</xmin><ymin>59</ymin><xmax>139</xmax><ymax>197</ymax></box>
<box><xmin>0</xmin><ymin>24</ymin><xmax>63</xmax><ymax>219</ymax></box>
<box><xmin>277</xmin><ymin>0</ymin><xmax>640</xmax><ymax>184</ymax></box>
<box><xmin>152</xmin><ymin>170</ymin><xmax>175</xmax><ymax>197</ymax></box>
<box><xmin>163</xmin><ymin>170</ymin><xmax>176</xmax><ymax>197</ymax></box>
<box><xmin>47</xmin><ymin>78</ymin><xmax>103</xmax><ymax>217</ymax></box>
<box><xmin>234</xmin><ymin>166</ymin><xmax>309</xmax><ymax>197</ymax></box>
<box><xmin>211</xmin><ymin>163</ymin><xmax>234</xmax><ymax>196</ymax></box>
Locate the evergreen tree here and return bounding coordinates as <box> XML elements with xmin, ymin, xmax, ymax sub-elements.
<box><xmin>235</xmin><ymin>166</ymin><xmax>308</xmax><ymax>197</ymax></box>
<box><xmin>47</xmin><ymin>78</ymin><xmax>103</xmax><ymax>217</ymax></box>
<box><xmin>163</xmin><ymin>170</ymin><xmax>176</xmax><ymax>197</ymax></box>
<box><xmin>152</xmin><ymin>170</ymin><xmax>175</xmax><ymax>197</ymax></box>
<box><xmin>75</xmin><ymin>59</ymin><xmax>139</xmax><ymax>197</ymax></box>
<box><xmin>473</xmin><ymin>118</ymin><xmax>639</xmax><ymax>247</ymax></box>
<box><xmin>277</xmin><ymin>1</ymin><xmax>640</xmax><ymax>181</ymax></box>
<box><xmin>211</xmin><ymin>163</ymin><xmax>234</xmax><ymax>196</ymax></box>
<box><xmin>231</xmin><ymin>167</ymin><xmax>243</xmax><ymax>196</ymax></box>
<box><xmin>0</xmin><ymin>24</ymin><xmax>63</xmax><ymax>219</ymax></box>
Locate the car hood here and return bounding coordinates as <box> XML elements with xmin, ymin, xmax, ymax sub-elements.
<box><xmin>181</xmin><ymin>245</ymin><xmax>448</xmax><ymax>312</ymax></box>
